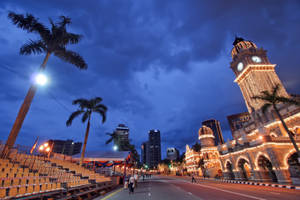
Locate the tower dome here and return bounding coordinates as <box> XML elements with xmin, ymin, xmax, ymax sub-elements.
<box><xmin>198</xmin><ymin>125</ymin><xmax>215</xmax><ymax>147</ymax></box>
<box><xmin>231</xmin><ymin>37</ymin><xmax>257</xmax><ymax>59</ymax></box>
<box><xmin>198</xmin><ymin>125</ymin><xmax>215</xmax><ymax>139</ymax></box>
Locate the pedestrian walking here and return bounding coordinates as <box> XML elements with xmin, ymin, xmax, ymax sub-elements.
<box><xmin>134</xmin><ymin>173</ymin><xmax>138</xmax><ymax>188</ymax></box>
<box><xmin>128</xmin><ymin>175</ymin><xmax>135</xmax><ymax>194</ymax></box>
<box><xmin>192</xmin><ymin>175</ymin><xmax>196</xmax><ymax>183</ymax></box>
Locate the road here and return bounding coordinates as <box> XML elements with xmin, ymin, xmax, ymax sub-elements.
<box><xmin>97</xmin><ymin>176</ymin><xmax>300</xmax><ymax>200</ymax></box>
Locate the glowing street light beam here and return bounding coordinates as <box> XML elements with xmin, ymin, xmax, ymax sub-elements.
<box><xmin>34</xmin><ymin>73</ymin><xmax>48</xmax><ymax>86</ymax></box>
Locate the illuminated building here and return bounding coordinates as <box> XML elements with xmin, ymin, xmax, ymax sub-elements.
<box><xmin>218</xmin><ymin>37</ymin><xmax>300</xmax><ymax>184</ymax></box>
<box><xmin>185</xmin><ymin>37</ymin><xmax>300</xmax><ymax>184</ymax></box>
<box><xmin>185</xmin><ymin>126</ymin><xmax>222</xmax><ymax>177</ymax></box>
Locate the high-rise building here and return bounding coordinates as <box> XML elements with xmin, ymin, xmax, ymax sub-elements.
<box><xmin>202</xmin><ymin>119</ymin><xmax>224</xmax><ymax>145</ymax></box>
<box><xmin>147</xmin><ymin>129</ymin><xmax>161</xmax><ymax>168</ymax></box>
<box><xmin>166</xmin><ymin>147</ymin><xmax>179</xmax><ymax>161</ymax></box>
<box><xmin>141</xmin><ymin>142</ymin><xmax>148</xmax><ymax>165</ymax></box>
<box><xmin>227</xmin><ymin>112</ymin><xmax>251</xmax><ymax>139</ymax></box>
<box><xmin>48</xmin><ymin>139</ymin><xmax>82</xmax><ymax>156</ymax></box>
<box><xmin>114</xmin><ymin>124</ymin><xmax>130</xmax><ymax>151</ymax></box>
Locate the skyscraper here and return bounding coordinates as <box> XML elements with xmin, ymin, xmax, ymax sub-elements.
<box><xmin>141</xmin><ymin>142</ymin><xmax>148</xmax><ymax>165</ymax></box>
<box><xmin>114</xmin><ymin>124</ymin><xmax>130</xmax><ymax>151</ymax></box>
<box><xmin>202</xmin><ymin>119</ymin><xmax>224</xmax><ymax>145</ymax></box>
<box><xmin>147</xmin><ymin>129</ymin><xmax>161</xmax><ymax>168</ymax></box>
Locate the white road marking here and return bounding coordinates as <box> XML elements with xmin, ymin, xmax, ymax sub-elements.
<box><xmin>195</xmin><ymin>183</ymin><xmax>267</xmax><ymax>200</ymax></box>
<box><xmin>270</xmin><ymin>192</ymin><xmax>280</xmax><ymax>195</ymax></box>
<box><xmin>187</xmin><ymin>192</ymin><xmax>193</xmax><ymax>195</ymax></box>
<box><xmin>148</xmin><ymin>192</ymin><xmax>151</xmax><ymax>196</ymax></box>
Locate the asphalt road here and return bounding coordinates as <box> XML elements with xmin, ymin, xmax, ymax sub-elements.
<box><xmin>97</xmin><ymin>176</ymin><xmax>300</xmax><ymax>200</ymax></box>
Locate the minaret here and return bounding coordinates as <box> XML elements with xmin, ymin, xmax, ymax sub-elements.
<box><xmin>230</xmin><ymin>37</ymin><xmax>289</xmax><ymax>113</ymax></box>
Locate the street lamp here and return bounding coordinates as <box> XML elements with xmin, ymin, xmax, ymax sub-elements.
<box><xmin>33</xmin><ymin>73</ymin><xmax>48</xmax><ymax>86</ymax></box>
<box><xmin>113</xmin><ymin>145</ymin><xmax>118</xmax><ymax>151</ymax></box>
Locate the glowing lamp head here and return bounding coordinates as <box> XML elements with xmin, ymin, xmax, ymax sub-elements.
<box><xmin>44</xmin><ymin>143</ymin><xmax>49</xmax><ymax>147</ymax></box>
<box><xmin>34</xmin><ymin>73</ymin><xmax>48</xmax><ymax>86</ymax></box>
<box><xmin>259</xmin><ymin>136</ymin><xmax>263</xmax><ymax>140</ymax></box>
<box><xmin>45</xmin><ymin>147</ymin><xmax>50</xmax><ymax>152</ymax></box>
<box><xmin>39</xmin><ymin>146</ymin><xmax>44</xmax><ymax>151</ymax></box>
<box><xmin>113</xmin><ymin>145</ymin><xmax>118</xmax><ymax>151</ymax></box>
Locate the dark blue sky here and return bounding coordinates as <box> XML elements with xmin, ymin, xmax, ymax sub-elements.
<box><xmin>0</xmin><ymin>0</ymin><xmax>300</xmax><ymax>158</ymax></box>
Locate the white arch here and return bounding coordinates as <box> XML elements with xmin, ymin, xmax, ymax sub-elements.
<box><xmin>235</xmin><ymin>155</ymin><xmax>250</xmax><ymax>170</ymax></box>
<box><xmin>283</xmin><ymin>149</ymin><xmax>297</xmax><ymax>169</ymax></box>
<box><xmin>255</xmin><ymin>152</ymin><xmax>272</xmax><ymax>170</ymax></box>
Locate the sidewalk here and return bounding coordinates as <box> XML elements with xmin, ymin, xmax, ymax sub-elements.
<box><xmin>160</xmin><ymin>174</ymin><xmax>300</xmax><ymax>190</ymax></box>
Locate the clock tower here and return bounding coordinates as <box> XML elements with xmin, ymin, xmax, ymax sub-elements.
<box><xmin>230</xmin><ymin>37</ymin><xmax>289</xmax><ymax>113</ymax></box>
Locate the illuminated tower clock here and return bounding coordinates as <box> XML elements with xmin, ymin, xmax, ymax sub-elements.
<box><xmin>230</xmin><ymin>37</ymin><xmax>289</xmax><ymax>113</ymax></box>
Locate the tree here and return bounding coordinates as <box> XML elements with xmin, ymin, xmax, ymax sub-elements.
<box><xmin>192</xmin><ymin>142</ymin><xmax>201</xmax><ymax>152</ymax></box>
<box><xmin>105</xmin><ymin>131</ymin><xmax>118</xmax><ymax>145</ymax></box>
<box><xmin>252</xmin><ymin>84</ymin><xmax>300</xmax><ymax>162</ymax></box>
<box><xmin>198</xmin><ymin>158</ymin><xmax>207</xmax><ymax>177</ymax></box>
<box><xmin>1</xmin><ymin>12</ymin><xmax>87</xmax><ymax>158</ymax></box>
<box><xmin>66</xmin><ymin>97</ymin><xmax>107</xmax><ymax>166</ymax></box>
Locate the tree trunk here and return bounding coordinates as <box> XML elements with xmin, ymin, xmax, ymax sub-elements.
<box><xmin>1</xmin><ymin>52</ymin><xmax>51</xmax><ymax>158</ymax></box>
<box><xmin>273</xmin><ymin>104</ymin><xmax>300</xmax><ymax>161</ymax></box>
<box><xmin>80</xmin><ymin>114</ymin><xmax>91</xmax><ymax>166</ymax></box>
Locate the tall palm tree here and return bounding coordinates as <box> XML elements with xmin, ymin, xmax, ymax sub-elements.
<box><xmin>1</xmin><ymin>12</ymin><xmax>87</xmax><ymax>158</ymax></box>
<box><xmin>66</xmin><ymin>97</ymin><xmax>107</xmax><ymax>166</ymax></box>
<box><xmin>252</xmin><ymin>84</ymin><xmax>300</xmax><ymax>161</ymax></box>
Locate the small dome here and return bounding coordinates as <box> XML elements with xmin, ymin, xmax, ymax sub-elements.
<box><xmin>198</xmin><ymin>125</ymin><xmax>214</xmax><ymax>136</ymax></box>
<box><xmin>231</xmin><ymin>37</ymin><xmax>257</xmax><ymax>58</ymax></box>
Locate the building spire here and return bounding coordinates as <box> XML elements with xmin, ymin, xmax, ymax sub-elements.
<box><xmin>233</xmin><ymin>36</ymin><xmax>245</xmax><ymax>46</ymax></box>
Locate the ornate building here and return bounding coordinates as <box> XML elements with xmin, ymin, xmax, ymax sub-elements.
<box><xmin>185</xmin><ymin>126</ymin><xmax>222</xmax><ymax>177</ymax></box>
<box><xmin>185</xmin><ymin>37</ymin><xmax>300</xmax><ymax>184</ymax></box>
<box><xmin>218</xmin><ymin>37</ymin><xmax>300</xmax><ymax>184</ymax></box>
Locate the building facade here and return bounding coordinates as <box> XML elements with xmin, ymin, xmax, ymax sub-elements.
<box><xmin>185</xmin><ymin>37</ymin><xmax>300</xmax><ymax>184</ymax></box>
<box><xmin>219</xmin><ymin>37</ymin><xmax>300</xmax><ymax>184</ymax></box>
<box><xmin>185</xmin><ymin>126</ymin><xmax>222</xmax><ymax>177</ymax></box>
<box><xmin>48</xmin><ymin>139</ymin><xmax>82</xmax><ymax>156</ymax></box>
<box><xmin>141</xmin><ymin>142</ymin><xmax>148</xmax><ymax>165</ymax></box>
<box><xmin>202</xmin><ymin>119</ymin><xmax>224</xmax><ymax>145</ymax></box>
<box><xmin>114</xmin><ymin>124</ymin><xmax>130</xmax><ymax>151</ymax></box>
<box><xmin>147</xmin><ymin>129</ymin><xmax>161</xmax><ymax>169</ymax></box>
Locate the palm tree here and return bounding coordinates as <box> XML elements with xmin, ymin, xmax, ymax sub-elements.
<box><xmin>1</xmin><ymin>12</ymin><xmax>87</xmax><ymax>158</ymax></box>
<box><xmin>105</xmin><ymin>132</ymin><xmax>118</xmax><ymax>145</ymax></box>
<box><xmin>66</xmin><ymin>97</ymin><xmax>107</xmax><ymax>166</ymax></box>
<box><xmin>252</xmin><ymin>84</ymin><xmax>300</xmax><ymax>162</ymax></box>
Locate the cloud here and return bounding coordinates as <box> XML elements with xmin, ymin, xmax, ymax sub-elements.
<box><xmin>0</xmin><ymin>0</ymin><xmax>299</xmax><ymax>159</ymax></box>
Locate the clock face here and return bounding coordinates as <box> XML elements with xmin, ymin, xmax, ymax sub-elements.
<box><xmin>252</xmin><ymin>56</ymin><xmax>262</xmax><ymax>63</ymax></box>
<box><xmin>237</xmin><ymin>62</ymin><xmax>244</xmax><ymax>71</ymax></box>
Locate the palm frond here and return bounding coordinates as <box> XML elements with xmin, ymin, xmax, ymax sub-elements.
<box><xmin>272</xmin><ymin>84</ymin><xmax>280</xmax><ymax>97</ymax></box>
<box><xmin>64</xmin><ymin>33</ymin><xmax>82</xmax><ymax>44</ymax></box>
<box><xmin>58</xmin><ymin>16</ymin><xmax>71</xmax><ymax>27</ymax></box>
<box><xmin>66</xmin><ymin>110</ymin><xmax>84</xmax><ymax>126</ymax></box>
<box><xmin>261</xmin><ymin>103</ymin><xmax>272</xmax><ymax>114</ymax></box>
<box><xmin>252</xmin><ymin>95</ymin><xmax>271</xmax><ymax>102</ymax></box>
<box><xmin>20</xmin><ymin>40</ymin><xmax>46</xmax><ymax>55</ymax></box>
<box><xmin>8</xmin><ymin>12</ymin><xmax>50</xmax><ymax>40</ymax></box>
<box><xmin>54</xmin><ymin>48</ymin><xmax>87</xmax><ymax>69</ymax></box>
<box><xmin>81</xmin><ymin>111</ymin><xmax>90</xmax><ymax>123</ymax></box>
<box><xmin>276</xmin><ymin>97</ymin><xmax>300</xmax><ymax>106</ymax></box>
<box><xmin>105</xmin><ymin>137</ymin><xmax>113</xmax><ymax>145</ymax></box>
<box><xmin>72</xmin><ymin>98</ymin><xmax>89</xmax><ymax>106</ymax></box>
<box><xmin>94</xmin><ymin>104</ymin><xmax>107</xmax><ymax>112</ymax></box>
<box><xmin>94</xmin><ymin>109</ymin><xmax>107</xmax><ymax>123</ymax></box>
